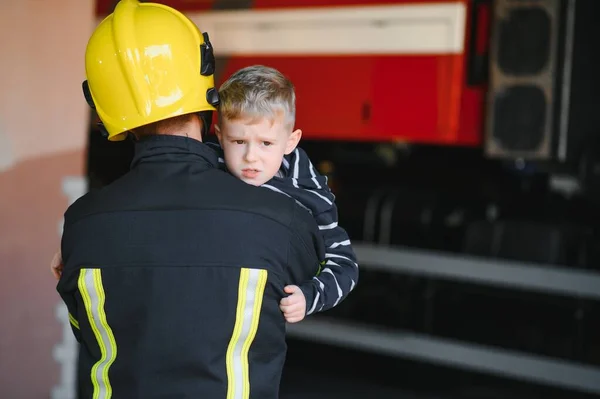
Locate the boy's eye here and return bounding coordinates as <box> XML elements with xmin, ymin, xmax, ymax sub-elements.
<box><xmin>234</xmin><ymin>140</ymin><xmax>245</xmax><ymax>144</ymax></box>
<box><xmin>263</xmin><ymin>142</ymin><xmax>272</xmax><ymax>146</ymax></box>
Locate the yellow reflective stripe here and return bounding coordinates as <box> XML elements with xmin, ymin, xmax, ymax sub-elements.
<box><xmin>78</xmin><ymin>269</ymin><xmax>118</xmax><ymax>399</ymax></box>
<box><xmin>68</xmin><ymin>312</ymin><xmax>80</xmax><ymax>330</ymax></box>
<box><xmin>226</xmin><ymin>268</ymin><xmax>268</xmax><ymax>399</ymax></box>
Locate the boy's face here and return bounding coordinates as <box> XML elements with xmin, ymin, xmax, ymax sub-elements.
<box><xmin>216</xmin><ymin>116</ymin><xmax>302</xmax><ymax>186</ymax></box>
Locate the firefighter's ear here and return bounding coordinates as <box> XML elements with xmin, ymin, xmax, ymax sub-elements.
<box><xmin>285</xmin><ymin>129</ymin><xmax>302</xmax><ymax>155</ymax></box>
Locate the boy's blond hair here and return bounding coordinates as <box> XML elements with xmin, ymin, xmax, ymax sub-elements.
<box><xmin>218</xmin><ymin>65</ymin><xmax>296</xmax><ymax>129</ymax></box>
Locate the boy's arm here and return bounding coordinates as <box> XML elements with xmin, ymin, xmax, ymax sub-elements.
<box><xmin>286</xmin><ymin>205</ymin><xmax>325</xmax><ymax>293</ymax></box>
<box><xmin>301</xmin><ymin>204</ymin><xmax>358</xmax><ymax>315</ymax></box>
<box><xmin>266</xmin><ymin>148</ymin><xmax>359</xmax><ymax>314</ymax></box>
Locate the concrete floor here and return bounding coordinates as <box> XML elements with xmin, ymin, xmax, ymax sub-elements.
<box><xmin>278</xmin><ymin>339</ymin><xmax>598</xmax><ymax>399</ymax></box>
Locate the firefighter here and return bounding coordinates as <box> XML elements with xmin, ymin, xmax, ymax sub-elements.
<box><xmin>55</xmin><ymin>0</ymin><xmax>323</xmax><ymax>397</ymax></box>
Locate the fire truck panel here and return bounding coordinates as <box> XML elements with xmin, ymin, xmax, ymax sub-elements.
<box><xmin>95</xmin><ymin>0</ymin><xmax>488</xmax><ymax>146</ymax></box>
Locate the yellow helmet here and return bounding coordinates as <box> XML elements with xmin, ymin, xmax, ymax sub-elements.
<box><xmin>83</xmin><ymin>0</ymin><xmax>219</xmax><ymax>141</ymax></box>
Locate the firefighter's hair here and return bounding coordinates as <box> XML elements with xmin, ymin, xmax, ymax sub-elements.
<box><xmin>218</xmin><ymin>65</ymin><xmax>296</xmax><ymax>129</ymax></box>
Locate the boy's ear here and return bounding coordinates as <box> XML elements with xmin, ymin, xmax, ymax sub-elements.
<box><xmin>285</xmin><ymin>129</ymin><xmax>302</xmax><ymax>155</ymax></box>
<box><xmin>214</xmin><ymin>124</ymin><xmax>222</xmax><ymax>142</ymax></box>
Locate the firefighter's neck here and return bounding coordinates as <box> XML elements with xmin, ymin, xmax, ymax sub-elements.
<box><xmin>154</xmin><ymin>115</ymin><xmax>203</xmax><ymax>142</ymax></box>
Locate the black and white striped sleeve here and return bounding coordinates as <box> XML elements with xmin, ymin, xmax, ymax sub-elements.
<box><xmin>262</xmin><ymin>147</ymin><xmax>359</xmax><ymax>315</ymax></box>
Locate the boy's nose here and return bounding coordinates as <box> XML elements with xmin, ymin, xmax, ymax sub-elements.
<box><xmin>244</xmin><ymin>146</ymin><xmax>258</xmax><ymax>162</ymax></box>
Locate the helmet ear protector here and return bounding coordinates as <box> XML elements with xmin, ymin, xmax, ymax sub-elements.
<box><xmin>83</xmin><ymin>32</ymin><xmax>220</xmax><ymax>140</ymax></box>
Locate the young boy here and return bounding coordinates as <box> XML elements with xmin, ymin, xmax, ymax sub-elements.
<box><xmin>209</xmin><ymin>65</ymin><xmax>358</xmax><ymax>323</ymax></box>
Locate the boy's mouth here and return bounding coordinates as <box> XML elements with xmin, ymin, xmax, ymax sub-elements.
<box><xmin>241</xmin><ymin>168</ymin><xmax>259</xmax><ymax>179</ymax></box>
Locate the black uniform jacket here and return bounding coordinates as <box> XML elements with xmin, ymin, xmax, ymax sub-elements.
<box><xmin>57</xmin><ymin>135</ymin><xmax>323</xmax><ymax>399</ymax></box>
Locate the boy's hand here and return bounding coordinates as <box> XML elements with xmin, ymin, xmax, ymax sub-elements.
<box><xmin>50</xmin><ymin>250</ymin><xmax>63</xmax><ymax>280</ymax></box>
<box><xmin>279</xmin><ymin>285</ymin><xmax>306</xmax><ymax>323</ymax></box>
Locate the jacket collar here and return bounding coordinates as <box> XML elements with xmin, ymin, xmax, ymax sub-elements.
<box><xmin>130</xmin><ymin>135</ymin><xmax>219</xmax><ymax>170</ymax></box>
